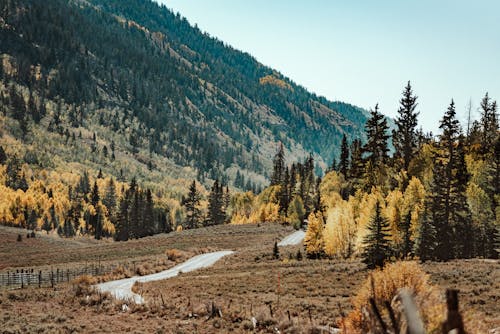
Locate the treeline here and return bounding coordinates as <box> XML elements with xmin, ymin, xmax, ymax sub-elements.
<box><xmin>247</xmin><ymin>82</ymin><xmax>498</xmax><ymax>265</ymax></box>
<box><xmin>307</xmin><ymin>84</ymin><xmax>499</xmax><ymax>265</ymax></box>
<box><xmin>0</xmin><ymin>150</ymin><xmax>174</xmax><ymax>240</ymax></box>
<box><xmin>181</xmin><ymin>180</ymin><xmax>230</xmax><ymax>229</ymax></box>
<box><xmin>230</xmin><ymin>144</ymin><xmax>321</xmax><ymax>227</ymax></box>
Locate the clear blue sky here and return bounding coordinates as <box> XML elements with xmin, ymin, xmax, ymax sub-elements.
<box><xmin>157</xmin><ymin>0</ymin><xmax>499</xmax><ymax>133</ymax></box>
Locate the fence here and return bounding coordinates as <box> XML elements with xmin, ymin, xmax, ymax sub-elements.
<box><xmin>0</xmin><ymin>260</ymin><xmax>140</xmax><ymax>289</ymax></box>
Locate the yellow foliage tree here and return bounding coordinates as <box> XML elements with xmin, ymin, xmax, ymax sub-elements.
<box><xmin>304</xmin><ymin>211</ymin><xmax>324</xmax><ymax>258</ymax></box>
<box><xmin>320</xmin><ymin>171</ymin><xmax>345</xmax><ymax>210</ymax></box>
<box><xmin>323</xmin><ymin>200</ymin><xmax>356</xmax><ymax>258</ymax></box>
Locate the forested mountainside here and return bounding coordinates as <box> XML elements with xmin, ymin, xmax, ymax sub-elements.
<box><xmin>0</xmin><ymin>0</ymin><xmax>368</xmax><ymax>189</ymax></box>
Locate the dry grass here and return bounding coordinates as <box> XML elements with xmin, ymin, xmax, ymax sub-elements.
<box><xmin>0</xmin><ymin>223</ymin><xmax>498</xmax><ymax>333</ymax></box>
<box><xmin>344</xmin><ymin>261</ymin><xmax>445</xmax><ymax>333</ymax></box>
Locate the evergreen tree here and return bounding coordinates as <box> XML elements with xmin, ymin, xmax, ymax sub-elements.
<box><xmin>42</xmin><ymin>216</ymin><xmax>51</xmax><ymax>234</ymax></box>
<box><xmin>393</xmin><ymin>81</ymin><xmax>419</xmax><ymax>172</ymax></box>
<box><xmin>183</xmin><ymin>180</ymin><xmax>201</xmax><ymax>229</ymax></box>
<box><xmin>414</xmin><ymin>206</ymin><xmax>437</xmax><ymax>262</ymax></box>
<box><xmin>339</xmin><ymin>134</ymin><xmax>350</xmax><ymax>177</ymax></box>
<box><xmin>77</xmin><ymin>171</ymin><xmax>91</xmax><ymax>195</ymax></box>
<box><xmin>103</xmin><ymin>177</ymin><xmax>117</xmax><ymax>219</ymax></box>
<box><xmin>90</xmin><ymin>181</ymin><xmax>102</xmax><ymax>239</ymax></box>
<box><xmin>271</xmin><ymin>143</ymin><xmax>285</xmax><ymax>186</ymax></box>
<box><xmin>451</xmin><ymin>137</ymin><xmax>473</xmax><ymax>258</ymax></box>
<box><xmin>273</xmin><ymin>241</ymin><xmax>280</xmax><ymax>259</ymax></box>
<box><xmin>115</xmin><ymin>191</ymin><xmax>130</xmax><ymax>241</ymax></box>
<box><xmin>363</xmin><ymin>104</ymin><xmax>389</xmax><ymax>189</ymax></box>
<box><xmin>207</xmin><ymin>179</ymin><xmax>224</xmax><ymax>225</ymax></box>
<box><xmin>0</xmin><ymin>145</ymin><xmax>6</xmax><ymax>164</ymax></box>
<box><xmin>349</xmin><ymin>139</ymin><xmax>364</xmax><ymax>184</ymax></box>
<box><xmin>479</xmin><ymin>93</ymin><xmax>498</xmax><ymax>155</ymax></box>
<box><xmin>144</xmin><ymin>189</ymin><xmax>155</xmax><ymax>235</ymax></box>
<box><xmin>362</xmin><ymin>200</ymin><xmax>391</xmax><ymax>268</ymax></box>
<box><xmin>429</xmin><ymin>155</ymin><xmax>453</xmax><ymax>261</ymax></box>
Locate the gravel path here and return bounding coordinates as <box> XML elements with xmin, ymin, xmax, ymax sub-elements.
<box><xmin>96</xmin><ymin>250</ymin><xmax>234</xmax><ymax>304</ymax></box>
<box><xmin>277</xmin><ymin>230</ymin><xmax>305</xmax><ymax>246</ymax></box>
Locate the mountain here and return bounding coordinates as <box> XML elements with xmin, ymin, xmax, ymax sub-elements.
<box><xmin>0</xmin><ymin>0</ymin><xmax>368</xmax><ymax>190</ymax></box>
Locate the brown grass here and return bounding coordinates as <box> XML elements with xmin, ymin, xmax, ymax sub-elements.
<box><xmin>0</xmin><ymin>224</ymin><xmax>498</xmax><ymax>333</ymax></box>
<box><xmin>344</xmin><ymin>261</ymin><xmax>445</xmax><ymax>333</ymax></box>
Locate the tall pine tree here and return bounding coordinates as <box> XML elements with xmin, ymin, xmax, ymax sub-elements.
<box><xmin>393</xmin><ymin>81</ymin><xmax>419</xmax><ymax>173</ymax></box>
<box><xmin>339</xmin><ymin>134</ymin><xmax>350</xmax><ymax>177</ymax></box>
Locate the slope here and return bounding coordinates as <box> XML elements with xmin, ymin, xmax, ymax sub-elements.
<box><xmin>0</xmin><ymin>0</ymin><xmax>368</xmax><ymax>190</ymax></box>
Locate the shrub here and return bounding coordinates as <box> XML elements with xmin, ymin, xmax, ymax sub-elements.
<box><xmin>165</xmin><ymin>249</ymin><xmax>183</xmax><ymax>261</ymax></box>
<box><xmin>344</xmin><ymin>261</ymin><xmax>445</xmax><ymax>333</ymax></box>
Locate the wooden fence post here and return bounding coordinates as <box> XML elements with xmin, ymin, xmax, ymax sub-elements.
<box><xmin>38</xmin><ymin>271</ymin><xmax>42</xmax><ymax>288</ymax></box>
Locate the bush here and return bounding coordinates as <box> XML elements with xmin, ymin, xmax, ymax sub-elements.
<box><xmin>165</xmin><ymin>249</ymin><xmax>183</xmax><ymax>261</ymax></box>
<box><xmin>344</xmin><ymin>261</ymin><xmax>444</xmax><ymax>333</ymax></box>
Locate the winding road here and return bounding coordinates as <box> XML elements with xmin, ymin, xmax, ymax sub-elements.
<box><xmin>96</xmin><ymin>230</ymin><xmax>305</xmax><ymax>304</ymax></box>
<box><xmin>277</xmin><ymin>230</ymin><xmax>305</xmax><ymax>246</ymax></box>
<box><xmin>97</xmin><ymin>251</ymin><xmax>234</xmax><ymax>304</ymax></box>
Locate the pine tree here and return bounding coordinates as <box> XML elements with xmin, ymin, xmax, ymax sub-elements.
<box><xmin>115</xmin><ymin>191</ymin><xmax>130</xmax><ymax>241</ymax></box>
<box><xmin>365</xmin><ymin>104</ymin><xmax>390</xmax><ymax>166</ymax></box>
<box><xmin>103</xmin><ymin>177</ymin><xmax>117</xmax><ymax>219</ymax></box>
<box><xmin>273</xmin><ymin>241</ymin><xmax>280</xmax><ymax>259</ymax></box>
<box><xmin>451</xmin><ymin>137</ymin><xmax>473</xmax><ymax>258</ymax></box>
<box><xmin>363</xmin><ymin>104</ymin><xmax>389</xmax><ymax>189</ymax></box>
<box><xmin>479</xmin><ymin>93</ymin><xmax>498</xmax><ymax>155</ymax></box>
<box><xmin>183</xmin><ymin>180</ymin><xmax>201</xmax><ymax>229</ymax></box>
<box><xmin>144</xmin><ymin>189</ymin><xmax>155</xmax><ymax>235</ymax></box>
<box><xmin>393</xmin><ymin>81</ymin><xmax>419</xmax><ymax>173</ymax></box>
<box><xmin>414</xmin><ymin>206</ymin><xmax>437</xmax><ymax>262</ymax></box>
<box><xmin>207</xmin><ymin>179</ymin><xmax>224</xmax><ymax>225</ymax></box>
<box><xmin>90</xmin><ymin>181</ymin><xmax>102</xmax><ymax>239</ymax></box>
<box><xmin>271</xmin><ymin>143</ymin><xmax>285</xmax><ymax>186</ymax></box>
<box><xmin>349</xmin><ymin>139</ymin><xmax>364</xmax><ymax>186</ymax></box>
<box><xmin>0</xmin><ymin>145</ymin><xmax>6</xmax><ymax>164</ymax></box>
<box><xmin>362</xmin><ymin>200</ymin><xmax>391</xmax><ymax>268</ymax></box>
<box><xmin>339</xmin><ymin>134</ymin><xmax>350</xmax><ymax>177</ymax></box>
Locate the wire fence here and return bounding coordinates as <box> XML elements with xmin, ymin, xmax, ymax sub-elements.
<box><xmin>0</xmin><ymin>261</ymin><xmax>140</xmax><ymax>289</ymax></box>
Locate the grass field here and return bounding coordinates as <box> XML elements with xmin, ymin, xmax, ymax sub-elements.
<box><xmin>0</xmin><ymin>224</ymin><xmax>498</xmax><ymax>333</ymax></box>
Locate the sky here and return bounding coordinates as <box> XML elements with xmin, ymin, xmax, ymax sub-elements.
<box><xmin>157</xmin><ymin>0</ymin><xmax>499</xmax><ymax>133</ymax></box>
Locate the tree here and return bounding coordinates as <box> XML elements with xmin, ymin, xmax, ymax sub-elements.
<box><xmin>271</xmin><ymin>143</ymin><xmax>285</xmax><ymax>186</ymax></box>
<box><xmin>393</xmin><ymin>81</ymin><xmax>419</xmax><ymax>173</ymax></box>
<box><xmin>363</xmin><ymin>104</ymin><xmax>389</xmax><ymax>189</ymax></box>
<box><xmin>349</xmin><ymin>139</ymin><xmax>364</xmax><ymax>190</ymax></box>
<box><xmin>451</xmin><ymin>138</ymin><xmax>473</xmax><ymax>258</ymax></box>
<box><xmin>362</xmin><ymin>200</ymin><xmax>391</xmax><ymax>268</ymax></box>
<box><xmin>115</xmin><ymin>191</ymin><xmax>130</xmax><ymax>241</ymax></box>
<box><xmin>286</xmin><ymin>196</ymin><xmax>305</xmax><ymax>229</ymax></box>
<box><xmin>414</xmin><ymin>206</ymin><xmax>437</xmax><ymax>262</ymax></box>
<box><xmin>304</xmin><ymin>211</ymin><xmax>324</xmax><ymax>258</ymax></box>
<box><xmin>273</xmin><ymin>241</ymin><xmax>280</xmax><ymax>259</ymax></box>
<box><xmin>0</xmin><ymin>145</ymin><xmax>6</xmax><ymax>164</ymax></box>
<box><xmin>90</xmin><ymin>181</ymin><xmax>103</xmax><ymax>239</ymax></box>
<box><xmin>103</xmin><ymin>177</ymin><xmax>117</xmax><ymax>219</ymax></box>
<box><xmin>339</xmin><ymin>134</ymin><xmax>350</xmax><ymax>177</ymax></box>
<box><xmin>144</xmin><ymin>189</ymin><xmax>155</xmax><ymax>235</ymax></box>
<box><xmin>183</xmin><ymin>180</ymin><xmax>202</xmax><ymax>229</ymax></box>
<box><xmin>207</xmin><ymin>179</ymin><xmax>225</xmax><ymax>225</ymax></box>
<box><xmin>479</xmin><ymin>93</ymin><xmax>498</xmax><ymax>155</ymax></box>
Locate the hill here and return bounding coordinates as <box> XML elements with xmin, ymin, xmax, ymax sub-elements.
<box><xmin>0</xmin><ymin>0</ymin><xmax>369</xmax><ymax>191</ymax></box>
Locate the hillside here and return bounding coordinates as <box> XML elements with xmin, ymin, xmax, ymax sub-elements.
<box><xmin>0</xmin><ymin>0</ymin><xmax>368</xmax><ymax>191</ymax></box>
